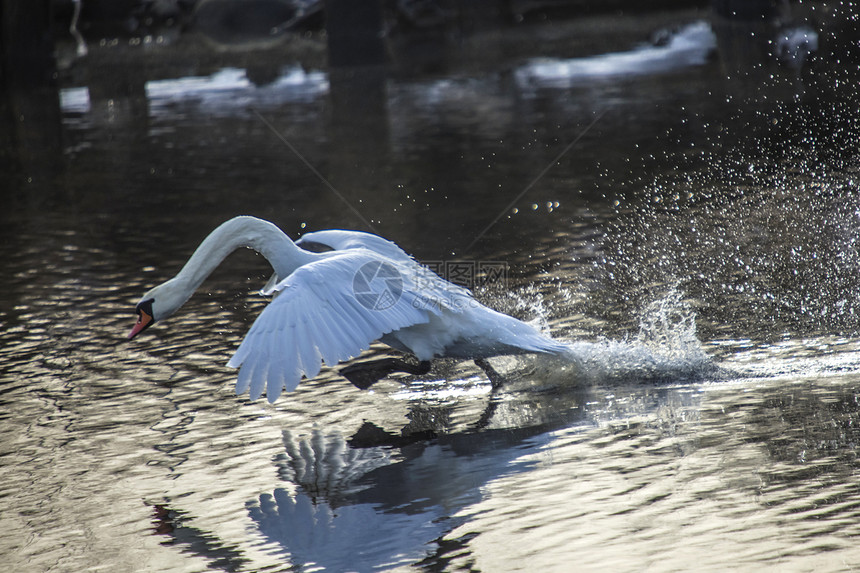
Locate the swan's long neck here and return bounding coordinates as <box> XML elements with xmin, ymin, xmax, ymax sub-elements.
<box><xmin>180</xmin><ymin>216</ymin><xmax>314</xmax><ymax>285</ymax></box>
<box><xmin>154</xmin><ymin>216</ymin><xmax>317</xmax><ymax>315</ymax></box>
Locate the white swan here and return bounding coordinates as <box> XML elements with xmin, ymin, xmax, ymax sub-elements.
<box><xmin>128</xmin><ymin>216</ymin><xmax>571</xmax><ymax>403</ymax></box>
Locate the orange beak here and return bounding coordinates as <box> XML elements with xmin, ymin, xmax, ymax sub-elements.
<box><xmin>128</xmin><ymin>308</ymin><xmax>154</xmax><ymax>340</ymax></box>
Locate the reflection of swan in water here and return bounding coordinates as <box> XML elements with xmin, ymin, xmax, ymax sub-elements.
<box><xmin>145</xmin><ymin>382</ymin><xmax>703</xmax><ymax>571</ymax></box>
<box><xmin>274</xmin><ymin>429</ymin><xmax>393</xmax><ymax>500</ymax></box>
<box><xmin>249</xmin><ymin>489</ymin><xmax>450</xmax><ymax>571</ymax></box>
<box><xmin>128</xmin><ymin>216</ymin><xmax>574</xmax><ymax>402</ymax></box>
<box><xmin>249</xmin><ymin>385</ymin><xmax>596</xmax><ymax>570</ymax></box>
<box><xmin>248</xmin><ymin>378</ymin><xmax>706</xmax><ymax>570</ymax></box>
<box><xmin>250</xmin><ymin>422</ymin><xmax>565</xmax><ymax>571</ymax></box>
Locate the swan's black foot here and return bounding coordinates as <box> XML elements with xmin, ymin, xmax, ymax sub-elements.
<box><xmin>341</xmin><ymin>358</ymin><xmax>431</xmax><ymax>390</ymax></box>
<box><xmin>474</xmin><ymin>358</ymin><xmax>504</xmax><ymax>390</ymax></box>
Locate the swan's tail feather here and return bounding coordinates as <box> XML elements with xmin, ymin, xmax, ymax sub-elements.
<box><xmin>517</xmin><ymin>335</ymin><xmax>575</xmax><ymax>358</ymax></box>
<box><xmin>485</xmin><ymin>309</ymin><xmax>572</xmax><ymax>358</ymax></box>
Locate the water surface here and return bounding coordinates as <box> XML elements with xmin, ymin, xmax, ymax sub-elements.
<box><xmin>4</xmin><ymin>6</ymin><xmax>860</xmax><ymax>572</ymax></box>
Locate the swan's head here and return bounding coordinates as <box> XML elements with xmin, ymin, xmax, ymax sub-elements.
<box><xmin>128</xmin><ymin>278</ymin><xmax>189</xmax><ymax>340</ymax></box>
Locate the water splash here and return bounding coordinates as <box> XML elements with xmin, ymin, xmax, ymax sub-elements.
<box><xmin>598</xmin><ymin>44</ymin><xmax>860</xmax><ymax>345</ymax></box>
<box><xmin>633</xmin><ymin>287</ymin><xmax>708</xmax><ymax>365</ymax></box>
<box><xmin>557</xmin><ymin>288</ymin><xmax>713</xmax><ymax>385</ymax></box>
<box><xmin>476</xmin><ymin>285</ymin><xmax>715</xmax><ymax>390</ymax></box>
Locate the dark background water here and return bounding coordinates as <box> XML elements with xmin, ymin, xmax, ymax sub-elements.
<box><xmin>4</xmin><ymin>3</ymin><xmax>860</xmax><ymax>571</ymax></box>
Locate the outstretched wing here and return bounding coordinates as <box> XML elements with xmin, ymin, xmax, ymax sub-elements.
<box><xmin>297</xmin><ymin>229</ymin><xmax>414</xmax><ymax>263</ymax></box>
<box><xmin>297</xmin><ymin>229</ymin><xmax>474</xmax><ymax>301</ymax></box>
<box><xmin>226</xmin><ymin>251</ymin><xmax>446</xmax><ymax>403</ymax></box>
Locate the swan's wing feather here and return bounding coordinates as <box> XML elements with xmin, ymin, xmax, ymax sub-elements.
<box><xmin>248</xmin><ymin>358</ymin><xmax>265</xmax><ymax>401</ymax></box>
<box><xmin>260</xmin><ymin>272</ymin><xmax>280</xmax><ymax>296</ymax></box>
<box><xmin>295</xmin><ymin>324</ymin><xmax>322</xmax><ymax>380</ymax></box>
<box><xmin>308</xmin><ymin>303</ymin><xmax>345</xmax><ymax>366</ymax></box>
<box><xmin>227</xmin><ymin>252</ymin><xmax>437</xmax><ymax>402</ymax></box>
<box><xmin>235</xmin><ymin>358</ymin><xmax>255</xmax><ymax>396</ymax></box>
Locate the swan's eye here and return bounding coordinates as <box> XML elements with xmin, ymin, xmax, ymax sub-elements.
<box><xmin>136</xmin><ymin>298</ymin><xmax>155</xmax><ymax>319</ymax></box>
<box><xmin>128</xmin><ymin>299</ymin><xmax>156</xmax><ymax>340</ymax></box>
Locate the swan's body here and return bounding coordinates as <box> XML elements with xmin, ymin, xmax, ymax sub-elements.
<box><xmin>295</xmin><ymin>229</ymin><xmax>569</xmax><ymax>359</ymax></box>
<box><xmin>129</xmin><ymin>216</ymin><xmax>570</xmax><ymax>402</ymax></box>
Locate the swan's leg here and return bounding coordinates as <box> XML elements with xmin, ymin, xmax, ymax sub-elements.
<box><xmin>474</xmin><ymin>358</ymin><xmax>504</xmax><ymax>390</ymax></box>
<box><xmin>341</xmin><ymin>358</ymin><xmax>431</xmax><ymax>390</ymax></box>
<box><xmin>473</xmin><ymin>397</ymin><xmax>501</xmax><ymax>430</ymax></box>
<box><xmin>472</xmin><ymin>358</ymin><xmax>506</xmax><ymax>430</ymax></box>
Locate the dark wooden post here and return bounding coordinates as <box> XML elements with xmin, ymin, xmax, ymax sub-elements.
<box><xmin>325</xmin><ymin>0</ymin><xmax>387</xmax><ymax>68</ymax></box>
<box><xmin>1</xmin><ymin>0</ymin><xmax>56</xmax><ymax>88</ymax></box>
